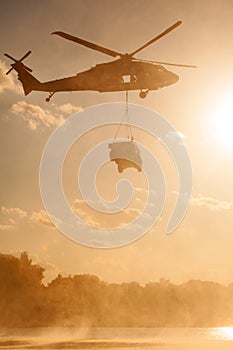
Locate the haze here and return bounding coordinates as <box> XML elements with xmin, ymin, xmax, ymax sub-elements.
<box><xmin>0</xmin><ymin>0</ymin><xmax>233</xmax><ymax>286</ymax></box>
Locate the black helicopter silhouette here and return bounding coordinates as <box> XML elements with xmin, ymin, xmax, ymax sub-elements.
<box><xmin>4</xmin><ymin>21</ymin><xmax>196</xmax><ymax>102</ymax></box>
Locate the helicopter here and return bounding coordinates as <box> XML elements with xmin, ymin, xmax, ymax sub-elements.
<box><xmin>4</xmin><ymin>21</ymin><xmax>196</xmax><ymax>102</ymax></box>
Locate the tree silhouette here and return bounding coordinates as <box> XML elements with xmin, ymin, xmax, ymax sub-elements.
<box><xmin>0</xmin><ymin>252</ymin><xmax>233</xmax><ymax>327</ymax></box>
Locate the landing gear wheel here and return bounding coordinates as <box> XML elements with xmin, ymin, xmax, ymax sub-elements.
<box><xmin>45</xmin><ymin>92</ymin><xmax>55</xmax><ymax>102</ymax></box>
<box><xmin>139</xmin><ymin>91</ymin><xmax>148</xmax><ymax>99</ymax></box>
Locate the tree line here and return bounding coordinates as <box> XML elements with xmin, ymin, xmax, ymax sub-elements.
<box><xmin>1</xmin><ymin>252</ymin><xmax>233</xmax><ymax>327</ymax></box>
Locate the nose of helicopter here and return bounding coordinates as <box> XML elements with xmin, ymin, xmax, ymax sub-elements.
<box><xmin>170</xmin><ymin>72</ymin><xmax>179</xmax><ymax>85</ymax></box>
<box><xmin>163</xmin><ymin>71</ymin><xmax>179</xmax><ymax>87</ymax></box>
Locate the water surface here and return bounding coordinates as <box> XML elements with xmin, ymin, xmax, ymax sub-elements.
<box><xmin>1</xmin><ymin>327</ymin><xmax>233</xmax><ymax>349</ymax></box>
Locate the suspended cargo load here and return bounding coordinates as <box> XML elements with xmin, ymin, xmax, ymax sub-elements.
<box><xmin>109</xmin><ymin>140</ymin><xmax>142</xmax><ymax>173</ymax></box>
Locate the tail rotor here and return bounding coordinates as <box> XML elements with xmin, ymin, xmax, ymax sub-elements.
<box><xmin>4</xmin><ymin>51</ymin><xmax>32</xmax><ymax>75</ymax></box>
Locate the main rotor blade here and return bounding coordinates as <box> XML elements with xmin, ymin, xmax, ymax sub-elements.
<box><xmin>52</xmin><ymin>31</ymin><xmax>121</xmax><ymax>58</ymax></box>
<box><xmin>154</xmin><ymin>61</ymin><xmax>196</xmax><ymax>68</ymax></box>
<box><xmin>138</xmin><ymin>58</ymin><xmax>197</xmax><ymax>68</ymax></box>
<box><xmin>130</xmin><ymin>21</ymin><xmax>183</xmax><ymax>56</ymax></box>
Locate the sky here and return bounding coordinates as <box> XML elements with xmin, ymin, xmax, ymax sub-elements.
<box><xmin>0</xmin><ymin>0</ymin><xmax>233</xmax><ymax>285</ymax></box>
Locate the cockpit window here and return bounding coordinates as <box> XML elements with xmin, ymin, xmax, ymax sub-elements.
<box><xmin>158</xmin><ymin>67</ymin><xmax>165</xmax><ymax>72</ymax></box>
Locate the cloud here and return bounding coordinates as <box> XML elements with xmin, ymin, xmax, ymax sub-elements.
<box><xmin>72</xmin><ymin>197</ymin><xmax>151</xmax><ymax>229</ymax></box>
<box><xmin>1</xmin><ymin>206</ymin><xmax>28</xmax><ymax>219</ymax></box>
<box><xmin>165</xmin><ymin>131</ymin><xmax>186</xmax><ymax>146</ymax></box>
<box><xmin>166</xmin><ymin>130</ymin><xmax>186</xmax><ymax>140</ymax></box>
<box><xmin>10</xmin><ymin>101</ymin><xmax>83</xmax><ymax>130</ymax></box>
<box><xmin>192</xmin><ymin>196</ymin><xmax>233</xmax><ymax>211</ymax></box>
<box><xmin>55</xmin><ymin>103</ymin><xmax>83</xmax><ymax>115</ymax></box>
<box><xmin>30</xmin><ymin>209</ymin><xmax>54</xmax><ymax>228</ymax></box>
<box><xmin>0</xmin><ymin>60</ymin><xmax>21</xmax><ymax>94</ymax></box>
<box><xmin>11</xmin><ymin>101</ymin><xmax>64</xmax><ymax>130</ymax></box>
<box><xmin>72</xmin><ymin>199</ymin><xmax>100</xmax><ymax>227</ymax></box>
<box><xmin>1</xmin><ymin>206</ymin><xmax>55</xmax><ymax>229</ymax></box>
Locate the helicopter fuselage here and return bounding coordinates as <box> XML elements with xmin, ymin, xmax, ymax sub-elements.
<box><xmin>36</xmin><ymin>59</ymin><xmax>179</xmax><ymax>94</ymax></box>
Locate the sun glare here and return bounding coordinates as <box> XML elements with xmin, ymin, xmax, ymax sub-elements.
<box><xmin>211</xmin><ymin>94</ymin><xmax>233</xmax><ymax>149</ymax></box>
<box><xmin>211</xmin><ymin>327</ymin><xmax>233</xmax><ymax>340</ymax></box>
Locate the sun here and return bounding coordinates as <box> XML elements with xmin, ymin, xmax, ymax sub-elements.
<box><xmin>211</xmin><ymin>93</ymin><xmax>233</xmax><ymax>149</ymax></box>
